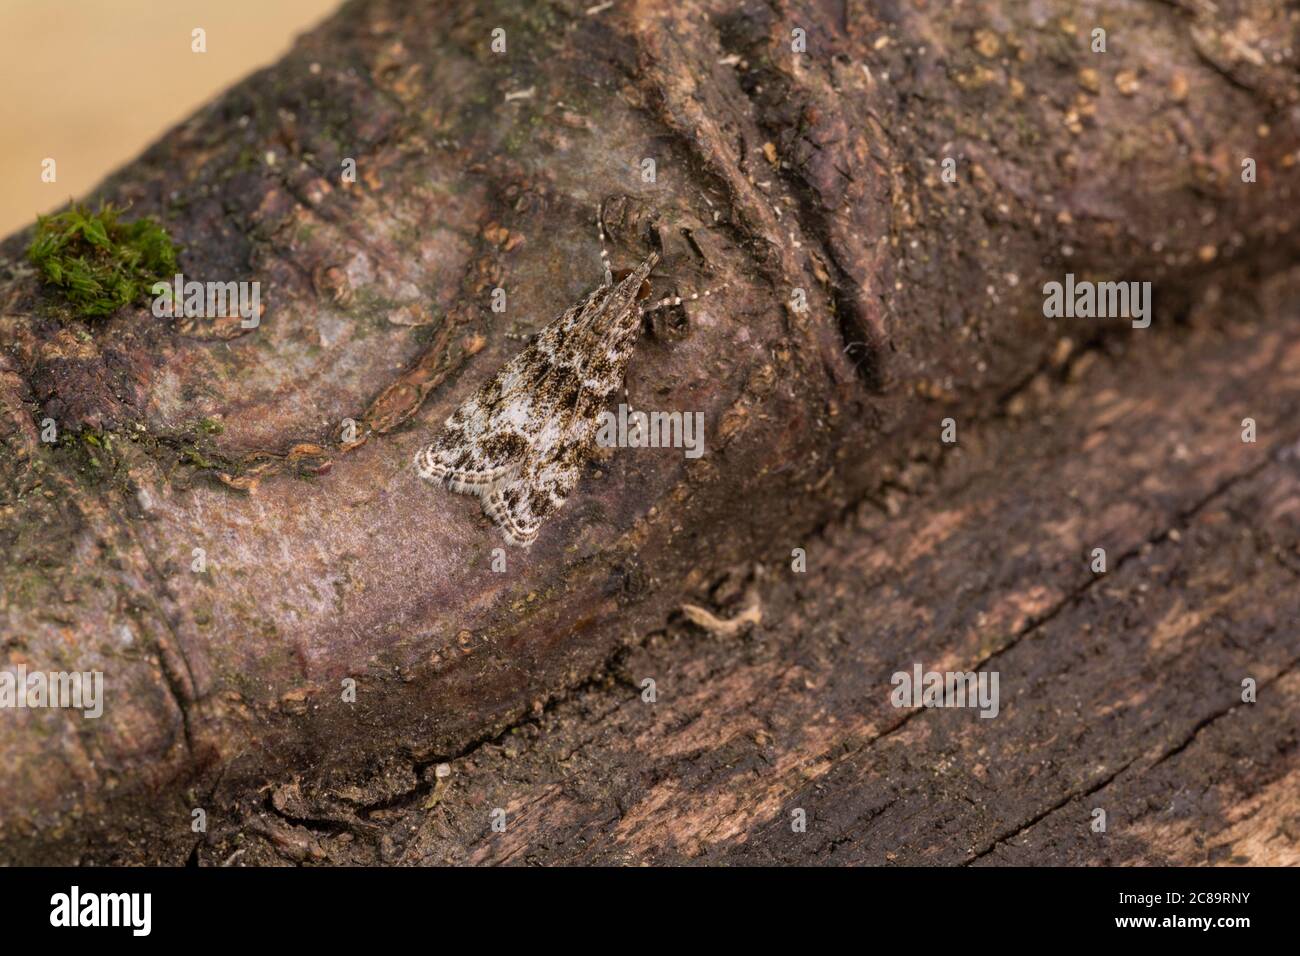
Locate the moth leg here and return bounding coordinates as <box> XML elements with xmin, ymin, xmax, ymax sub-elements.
<box><xmin>644</xmin><ymin>281</ymin><xmax>727</xmax><ymax>314</ymax></box>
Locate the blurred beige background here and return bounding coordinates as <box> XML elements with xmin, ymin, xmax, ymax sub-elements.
<box><xmin>0</xmin><ymin>0</ymin><xmax>341</xmax><ymax>238</ymax></box>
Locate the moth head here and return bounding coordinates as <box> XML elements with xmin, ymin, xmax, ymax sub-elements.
<box><xmin>612</xmin><ymin>268</ymin><xmax>654</xmax><ymax>302</ymax></box>
<box><xmin>593</xmin><ymin>253</ymin><xmax>659</xmax><ymax>351</ymax></box>
<box><xmin>612</xmin><ymin>253</ymin><xmax>658</xmax><ymax>303</ymax></box>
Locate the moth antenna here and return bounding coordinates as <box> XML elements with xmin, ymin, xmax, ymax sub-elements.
<box><xmin>596</xmin><ymin>202</ymin><xmax>613</xmax><ymax>287</ymax></box>
<box><xmin>644</xmin><ymin>281</ymin><xmax>727</xmax><ymax>314</ymax></box>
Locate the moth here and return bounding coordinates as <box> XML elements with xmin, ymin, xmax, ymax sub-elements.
<box><xmin>415</xmin><ymin>205</ymin><xmax>719</xmax><ymax>546</ymax></box>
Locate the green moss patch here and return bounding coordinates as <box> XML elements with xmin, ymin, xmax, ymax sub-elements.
<box><xmin>27</xmin><ymin>203</ymin><xmax>179</xmax><ymax>317</ymax></box>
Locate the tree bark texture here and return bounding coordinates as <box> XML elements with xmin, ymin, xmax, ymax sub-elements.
<box><xmin>0</xmin><ymin>0</ymin><xmax>1297</xmax><ymax>864</ymax></box>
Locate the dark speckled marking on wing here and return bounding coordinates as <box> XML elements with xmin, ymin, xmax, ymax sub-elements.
<box><xmin>415</xmin><ymin>254</ymin><xmax>657</xmax><ymax>545</ymax></box>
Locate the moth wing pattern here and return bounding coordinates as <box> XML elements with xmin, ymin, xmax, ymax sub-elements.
<box><xmin>416</xmin><ymin>255</ymin><xmax>657</xmax><ymax>546</ymax></box>
<box><xmin>482</xmin><ymin>379</ymin><xmax>611</xmax><ymax>546</ymax></box>
<box><xmin>414</xmin><ymin>339</ymin><xmax>545</xmax><ymax>494</ymax></box>
<box><xmin>414</xmin><ymin>288</ymin><xmax>608</xmax><ymax>494</ymax></box>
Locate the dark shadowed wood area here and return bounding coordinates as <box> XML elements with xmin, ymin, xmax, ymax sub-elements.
<box><xmin>1</xmin><ymin>0</ymin><xmax>1297</xmax><ymax>864</ymax></box>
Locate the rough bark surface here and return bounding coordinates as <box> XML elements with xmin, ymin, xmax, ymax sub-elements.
<box><xmin>0</xmin><ymin>0</ymin><xmax>1297</xmax><ymax>864</ymax></box>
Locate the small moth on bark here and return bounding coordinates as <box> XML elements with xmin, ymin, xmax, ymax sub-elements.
<box><xmin>415</xmin><ymin>204</ymin><xmax>720</xmax><ymax>546</ymax></box>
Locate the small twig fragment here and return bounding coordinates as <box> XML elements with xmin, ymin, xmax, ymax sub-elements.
<box><xmin>680</xmin><ymin>591</ymin><xmax>762</xmax><ymax>637</ymax></box>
